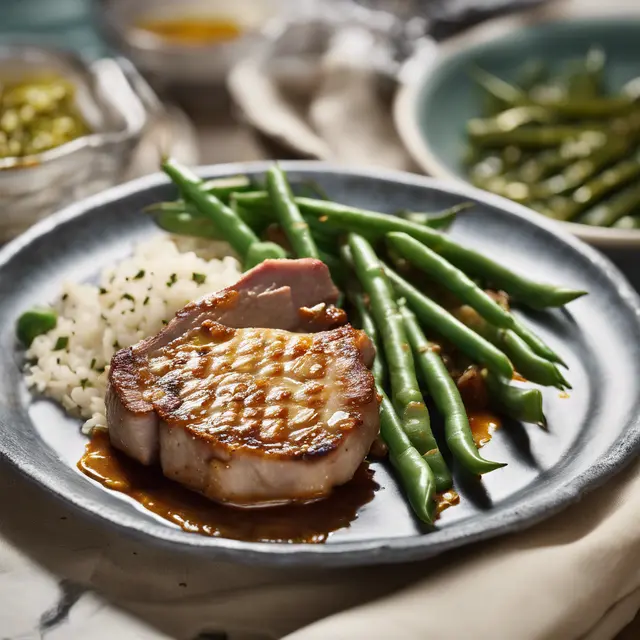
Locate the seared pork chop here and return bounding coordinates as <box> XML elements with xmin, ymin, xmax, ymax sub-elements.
<box><xmin>106</xmin><ymin>258</ymin><xmax>380</xmax><ymax>506</ymax></box>
<box><xmin>143</xmin><ymin>322</ymin><xmax>377</xmax><ymax>506</ymax></box>
<box><xmin>107</xmin><ymin>258</ymin><xmax>342</xmax><ymax>466</ymax></box>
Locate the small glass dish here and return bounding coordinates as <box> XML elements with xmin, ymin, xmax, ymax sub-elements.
<box><xmin>0</xmin><ymin>44</ymin><xmax>157</xmax><ymax>242</ymax></box>
<box><xmin>96</xmin><ymin>0</ymin><xmax>295</xmax><ymax>92</ymax></box>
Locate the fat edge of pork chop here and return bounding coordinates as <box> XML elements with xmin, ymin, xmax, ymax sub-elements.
<box><xmin>106</xmin><ymin>258</ymin><xmax>341</xmax><ymax>465</ymax></box>
<box><xmin>154</xmin><ymin>322</ymin><xmax>379</xmax><ymax>506</ymax></box>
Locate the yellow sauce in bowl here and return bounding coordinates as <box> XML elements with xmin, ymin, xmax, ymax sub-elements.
<box><xmin>135</xmin><ymin>16</ymin><xmax>243</xmax><ymax>46</ymax></box>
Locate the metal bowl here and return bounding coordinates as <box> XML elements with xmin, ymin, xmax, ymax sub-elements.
<box><xmin>0</xmin><ymin>44</ymin><xmax>156</xmax><ymax>242</ymax></box>
<box><xmin>96</xmin><ymin>0</ymin><xmax>294</xmax><ymax>91</ymax></box>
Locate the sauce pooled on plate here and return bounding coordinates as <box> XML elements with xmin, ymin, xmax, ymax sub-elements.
<box><xmin>78</xmin><ymin>430</ymin><xmax>378</xmax><ymax>543</ymax></box>
<box><xmin>468</xmin><ymin>411</ymin><xmax>502</xmax><ymax>448</ymax></box>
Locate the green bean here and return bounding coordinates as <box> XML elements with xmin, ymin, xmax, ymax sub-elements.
<box><xmin>17</xmin><ymin>307</ymin><xmax>58</xmax><ymax>346</ymax></box>
<box><xmin>468</xmin><ymin>124</ymin><xmax>606</xmax><ymax>149</ymax></box>
<box><xmin>483</xmin><ymin>371</ymin><xmax>546</xmax><ymax>426</ymax></box>
<box><xmin>307</xmin><ymin>227</ymin><xmax>341</xmax><ymax>258</ymax></box>
<box><xmin>545</xmin><ymin>154</ymin><xmax>640</xmax><ymax>221</ymax></box>
<box><xmin>294</xmin><ymin>197</ymin><xmax>586</xmax><ymax>307</ymax></box>
<box><xmin>480</xmin><ymin>85</ymin><xmax>511</xmax><ymax>117</ymax></box>
<box><xmin>379</xmin><ymin>390</ymin><xmax>437</xmax><ymax>524</ymax></box>
<box><xmin>500</xmin><ymin>331</ymin><xmax>569</xmax><ymax>388</ymax></box>
<box><xmin>565</xmin><ymin>47</ymin><xmax>605</xmax><ymax>99</ymax></box>
<box><xmin>153</xmin><ymin>209</ymin><xmax>222</xmax><ymax>240</ymax></box>
<box><xmin>473</xmin><ymin>63</ymin><xmax>540</xmax><ymax>116</ymax></box>
<box><xmin>350</xmin><ymin>291</ymin><xmax>387</xmax><ymax>387</ymax></box>
<box><xmin>385</xmin><ymin>232</ymin><xmax>565</xmax><ymax>365</ymax></box>
<box><xmin>534</xmin><ymin>137</ymin><xmax>630</xmax><ymax>198</ymax></box>
<box><xmin>161</xmin><ymin>158</ymin><xmax>286</xmax><ymax>269</ymax></box>
<box><xmin>469</xmin><ymin>148</ymin><xmax>529</xmax><ymax>190</ymax></box>
<box><xmin>387</xmin><ymin>232</ymin><xmax>516</xmax><ymax>329</ymax></box>
<box><xmin>147</xmin><ymin>201</ymin><xmax>342</xmax><ymax>284</ymax></box>
<box><xmin>200</xmin><ymin>175</ymin><xmax>253</xmax><ymax>202</ymax></box>
<box><xmin>230</xmin><ymin>190</ymin><xmax>274</xmax><ymax>217</ymax></box>
<box><xmin>472</xmin><ymin>66</ymin><xmax>635</xmax><ymax>118</ymax></box>
<box><xmin>305</xmin><ymin>214</ymin><xmax>344</xmax><ymax>242</ymax></box>
<box><xmin>349</xmin><ymin>272</ymin><xmax>436</xmax><ymax>522</ymax></box>
<box><xmin>347</xmin><ymin>234</ymin><xmax>452</xmax><ymax>491</ymax></box>
<box><xmin>578</xmin><ymin>181</ymin><xmax>640</xmax><ymax>227</ymax></box>
<box><xmin>613</xmin><ymin>215</ymin><xmax>640</xmax><ymax>229</ymax></box>
<box><xmin>471</xmin><ymin>66</ymin><xmax>526</xmax><ymax>107</ymax></box>
<box><xmin>509</xmin><ymin>317</ymin><xmax>566</xmax><ymax>366</ymax></box>
<box><xmin>501</xmin><ymin>145</ymin><xmax>528</xmax><ymax>168</ymax></box>
<box><xmin>234</xmin><ymin>191</ymin><xmax>586</xmax><ymax>305</ymax></box>
<box><xmin>529</xmin><ymin>76</ymin><xmax>568</xmax><ymax>104</ymax></box>
<box><xmin>266</xmin><ymin>165</ymin><xmax>320</xmax><ymax>259</ymax></box>
<box><xmin>232</xmin><ymin>191</ymin><xmax>346</xmax><ymax>247</ymax></box>
<box><xmin>162</xmin><ymin>159</ymin><xmax>258</xmax><ymax>256</ymax></box>
<box><xmin>146</xmin><ymin>199</ymin><xmax>275</xmax><ymax>239</ymax></box>
<box><xmin>473</xmin><ymin>174</ymin><xmax>537</xmax><ymax>203</ymax></box>
<box><xmin>467</xmin><ymin>106</ymin><xmax>557</xmax><ymax>137</ymax></box>
<box><xmin>554</xmin><ymin>95</ymin><xmax>636</xmax><ymax>118</ymax></box>
<box><xmin>455</xmin><ymin>306</ymin><xmax>568</xmax><ymax>388</ymax></box>
<box><xmin>169</xmin><ymin>187</ymin><xmax>586</xmax><ymax>307</ymax></box>
<box><xmin>401</xmin><ymin>305</ymin><xmax>505</xmax><ymax>475</ymax></box>
<box><xmin>516</xmin><ymin>135</ymin><xmax>607</xmax><ymax>183</ymax></box>
<box><xmin>384</xmin><ymin>267</ymin><xmax>514</xmax><ymax>379</ymax></box>
<box><xmin>396</xmin><ymin>202</ymin><xmax>472</xmax><ymax>230</ymax></box>
<box><xmin>228</xmin><ymin>200</ymin><xmax>273</xmax><ymax>235</ymax></box>
<box><xmin>469</xmin><ymin>154</ymin><xmax>506</xmax><ymax>184</ymax></box>
<box><xmin>236</xmin><ymin>190</ymin><xmax>460</xmax><ymax>233</ymax></box>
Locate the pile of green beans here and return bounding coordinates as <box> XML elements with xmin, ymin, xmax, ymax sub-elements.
<box><xmin>466</xmin><ymin>49</ymin><xmax>640</xmax><ymax>228</ymax></box>
<box><xmin>150</xmin><ymin>158</ymin><xmax>584</xmax><ymax>526</ymax></box>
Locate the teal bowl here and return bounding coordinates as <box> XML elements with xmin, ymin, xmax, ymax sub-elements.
<box><xmin>395</xmin><ymin>17</ymin><xmax>640</xmax><ymax>248</ymax></box>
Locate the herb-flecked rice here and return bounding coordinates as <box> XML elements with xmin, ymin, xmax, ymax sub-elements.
<box><xmin>25</xmin><ymin>236</ymin><xmax>241</xmax><ymax>433</ymax></box>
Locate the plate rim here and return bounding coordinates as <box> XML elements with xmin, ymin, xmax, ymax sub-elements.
<box><xmin>2</xmin><ymin>160</ymin><xmax>640</xmax><ymax>567</ymax></box>
<box><xmin>394</xmin><ymin>16</ymin><xmax>640</xmax><ymax>249</ymax></box>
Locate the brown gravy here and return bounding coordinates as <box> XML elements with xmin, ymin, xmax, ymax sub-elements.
<box><xmin>436</xmin><ymin>489</ymin><xmax>460</xmax><ymax>515</ymax></box>
<box><xmin>78</xmin><ymin>431</ymin><xmax>378</xmax><ymax>543</ymax></box>
<box><xmin>468</xmin><ymin>411</ymin><xmax>502</xmax><ymax>448</ymax></box>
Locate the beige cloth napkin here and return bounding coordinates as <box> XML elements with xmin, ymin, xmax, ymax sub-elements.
<box><xmin>3</xmin><ymin>451</ymin><xmax>640</xmax><ymax>639</ymax></box>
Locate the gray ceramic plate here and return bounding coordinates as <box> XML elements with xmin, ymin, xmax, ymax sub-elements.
<box><xmin>1</xmin><ymin>162</ymin><xmax>639</xmax><ymax>567</ymax></box>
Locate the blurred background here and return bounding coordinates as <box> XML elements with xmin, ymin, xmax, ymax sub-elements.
<box><xmin>0</xmin><ymin>0</ymin><xmax>560</xmax><ymax>171</ymax></box>
<box><xmin>0</xmin><ymin>0</ymin><xmax>638</xmax><ymax>283</ymax></box>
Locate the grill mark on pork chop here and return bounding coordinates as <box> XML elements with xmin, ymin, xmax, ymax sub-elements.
<box><xmin>144</xmin><ymin>323</ymin><xmax>375</xmax><ymax>461</ymax></box>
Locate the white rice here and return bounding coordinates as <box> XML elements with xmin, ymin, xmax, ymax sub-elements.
<box><xmin>25</xmin><ymin>235</ymin><xmax>241</xmax><ymax>433</ymax></box>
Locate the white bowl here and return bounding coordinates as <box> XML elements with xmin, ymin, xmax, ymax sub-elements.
<box><xmin>98</xmin><ymin>0</ymin><xmax>294</xmax><ymax>89</ymax></box>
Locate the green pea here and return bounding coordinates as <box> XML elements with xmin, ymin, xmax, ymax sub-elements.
<box><xmin>17</xmin><ymin>307</ymin><xmax>58</xmax><ymax>346</ymax></box>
